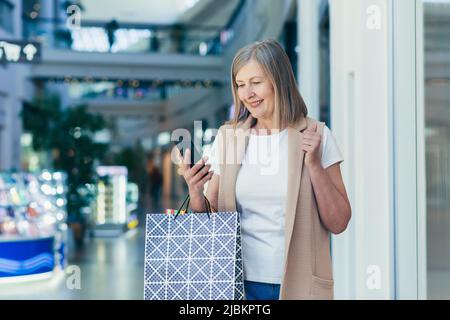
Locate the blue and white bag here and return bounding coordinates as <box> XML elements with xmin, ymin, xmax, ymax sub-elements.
<box><xmin>144</xmin><ymin>196</ymin><xmax>244</xmax><ymax>300</ymax></box>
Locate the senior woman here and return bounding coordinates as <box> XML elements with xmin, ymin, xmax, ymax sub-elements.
<box><xmin>177</xmin><ymin>39</ymin><xmax>351</xmax><ymax>300</ymax></box>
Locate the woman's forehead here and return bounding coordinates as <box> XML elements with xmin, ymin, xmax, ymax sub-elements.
<box><xmin>235</xmin><ymin>60</ymin><xmax>266</xmax><ymax>81</ymax></box>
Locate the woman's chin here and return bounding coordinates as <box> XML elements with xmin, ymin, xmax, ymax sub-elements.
<box><xmin>248</xmin><ymin>109</ymin><xmax>264</xmax><ymax>119</ymax></box>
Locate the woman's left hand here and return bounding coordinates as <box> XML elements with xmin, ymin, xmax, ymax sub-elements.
<box><xmin>301</xmin><ymin>122</ymin><xmax>322</xmax><ymax>168</ymax></box>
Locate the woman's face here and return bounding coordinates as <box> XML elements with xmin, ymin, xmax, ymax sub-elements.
<box><xmin>235</xmin><ymin>59</ymin><xmax>275</xmax><ymax>122</ymax></box>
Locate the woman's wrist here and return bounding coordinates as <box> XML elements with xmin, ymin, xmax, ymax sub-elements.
<box><xmin>189</xmin><ymin>192</ymin><xmax>207</xmax><ymax>213</ymax></box>
<box><xmin>189</xmin><ymin>189</ymin><xmax>204</xmax><ymax>201</ymax></box>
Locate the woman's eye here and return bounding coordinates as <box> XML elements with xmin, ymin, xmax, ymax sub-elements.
<box><xmin>252</xmin><ymin>82</ymin><xmax>261</xmax><ymax>85</ymax></box>
<box><xmin>237</xmin><ymin>84</ymin><xmax>244</xmax><ymax>88</ymax></box>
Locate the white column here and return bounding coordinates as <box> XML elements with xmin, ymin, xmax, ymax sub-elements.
<box><xmin>297</xmin><ymin>0</ymin><xmax>320</xmax><ymax>120</ymax></box>
<box><xmin>329</xmin><ymin>0</ymin><xmax>395</xmax><ymax>299</ymax></box>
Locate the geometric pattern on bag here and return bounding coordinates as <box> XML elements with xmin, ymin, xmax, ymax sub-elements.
<box><xmin>144</xmin><ymin>211</ymin><xmax>244</xmax><ymax>300</ymax></box>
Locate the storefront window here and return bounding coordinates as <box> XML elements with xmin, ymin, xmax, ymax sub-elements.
<box><xmin>424</xmin><ymin>0</ymin><xmax>450</xmax><ymax>299</ymax></box>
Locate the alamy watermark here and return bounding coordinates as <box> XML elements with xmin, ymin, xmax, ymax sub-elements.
<box><xmin>366</xmin><ymin>5</ymin><xmax>382</xmax><ymax>30</ymax></box>
<box><xmin>66</xmin><ymin>265</ymin><xmax>81</xmax><ymax>290</ymax></box>
<box><xmin>66</xmin><ymin>5</ymin><xmax>82</xmax><ymax>30</ymax></box>
<box><xmin>366</xmin><ymin>265</ymin><xmax>381</xmax><ymax>290</ymax></box>
<box><xmin>170</xmin><ymin>121</ymin><xmax>283</xmax><ymax>176</ymax></box>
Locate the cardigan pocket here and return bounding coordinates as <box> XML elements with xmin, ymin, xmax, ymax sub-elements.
<box><xmin>311</xmin><ymin>275</ymin><xmax>334</xmax><ymax>300</ymax></box>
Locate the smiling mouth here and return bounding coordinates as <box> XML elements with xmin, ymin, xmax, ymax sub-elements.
<box><xmin>249</xmin><ymin>99</ymin><xmax>264</xmax><ymax>107</ymax></box>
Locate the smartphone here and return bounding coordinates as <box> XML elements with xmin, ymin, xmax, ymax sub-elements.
<box><xmin>173</xmin><ymin>138</ymin><xmax>204</xmax><ymax>168</ymax></box>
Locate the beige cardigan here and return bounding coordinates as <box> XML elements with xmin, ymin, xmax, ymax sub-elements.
<box><xmin>215</xmin><ymin>115</ymin><xmax>334</xmax><ymax>300</ymax></box>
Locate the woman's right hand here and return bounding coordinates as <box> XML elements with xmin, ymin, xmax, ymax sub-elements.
<box><xmin>176</xmin><ymin>148</ymin><xmax>214</xmax><ymax>198</ymax></box>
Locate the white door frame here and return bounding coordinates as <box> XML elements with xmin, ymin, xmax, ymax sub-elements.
<box><xmin>415</xmin><ymin>0</ymin><xmax>427</xmax><ymax>301</ymax></box>
<box><xmin>391</xmin><ymin>0</ymin><xmax>427</xmax><ymax>300</ymax></box>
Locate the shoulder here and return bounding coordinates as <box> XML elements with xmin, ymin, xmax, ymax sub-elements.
<box><xmin>216</xmin><ymin>124</ymin><xmax>234</xmax><ymax>142</ymax></box>
<box><xmin>303</xmin><ymin>117</ymin><xmax>325</xmax><ymax>133</ymax></box>
<box><xmin>215</xmin><ymin>120</ymin><xmax>247</xmax><ymax>150</ymax></box>
<box><xmin>213</xmin><ymin>123</ymin><xmax>235</xmax><ymax>148</ymax></box>
<box><xmin>305</xmin><ymin>116</ymin><xmax>324</xmax><ymax>125</ymax></box>
<box><xmin>218</xmin><ymin>123</ymin><xmax>234</xmax><ymax>132</ymax></box>
<box><xmin>217</xmin><ymin>120</ymin><xmax>247</xmax><ymax>135</ymax></box>
<box><xmin>322</xmin><ymin>124</ymin><xmax>331</xmax><ymax>136</ymax></box>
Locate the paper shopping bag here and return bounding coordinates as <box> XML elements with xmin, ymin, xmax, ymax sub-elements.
<box><xmin>144</xmin><ymin>202</ymin><xmax>243</xmax><ymax>300</ymax></box>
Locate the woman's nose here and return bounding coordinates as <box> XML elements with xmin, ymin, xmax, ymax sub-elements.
<box><xmin>245</xmin><ymin>88</ymin><xmax>255</xmax><ymax>100</ymax></box>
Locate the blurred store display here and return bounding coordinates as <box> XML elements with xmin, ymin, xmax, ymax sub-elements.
<box><xmin>0</xmin><ymin>171</ymin><xmax>68</xmax><ymax>282</ymax></box>
<box><xmin>90</xmin><ymin>166</ymin><xmax>139</xmax><ymax>237</ymax></box>
<box><xmin>126</xmin><ymin>182</ymin><xmax>139</xmax><ymax>230</ymax></box>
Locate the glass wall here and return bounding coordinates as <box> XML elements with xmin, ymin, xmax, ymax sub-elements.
<box><xmin>424</xmin><ymin>0</ymin><xmax>450</xmax><ymax>299</ymax></box>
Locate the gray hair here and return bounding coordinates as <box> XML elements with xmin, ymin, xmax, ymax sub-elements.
<box><xmin>229</xmin><ymin>39</ymin><xmax>308</xmax><ymax>129</ymax></box>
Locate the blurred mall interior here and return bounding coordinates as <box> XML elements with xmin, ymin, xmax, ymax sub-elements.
<box><xmin>0</xmin><ymin>0</ymin><xmax>449</xmax><ymax>299</ymax></box>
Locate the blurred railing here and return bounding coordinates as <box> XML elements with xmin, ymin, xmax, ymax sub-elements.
<box><xmin>22</xmin><ymin>0</ymin><xmax>245</xmax><ymax>56</ymax></box>
<box><xmin>69</xmin><ymin>81</ymin><xmax>220</xmax><ymax>101</ymax></box>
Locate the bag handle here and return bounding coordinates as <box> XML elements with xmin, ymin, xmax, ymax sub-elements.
<box><xmin>174</xmin><ymin>194</ymin><xmax>212</xmax><ymax>220</ymax></box>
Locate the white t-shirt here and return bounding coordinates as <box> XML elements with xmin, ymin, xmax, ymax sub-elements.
<box><xmin>203</xmin><ymin>125</ymin><xmax>343</xmax><ymax>284</ymax></box>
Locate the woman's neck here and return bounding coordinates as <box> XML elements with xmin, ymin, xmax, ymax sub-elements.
<box><xmin>255</xmin><ymin>119</ymin><xmax>275</xmax><ymax>129</ymax></box>
<box><xmin>253</xmin><ymin>119</ymin><xmax>284</xmax><ymax>135</ymax></box>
